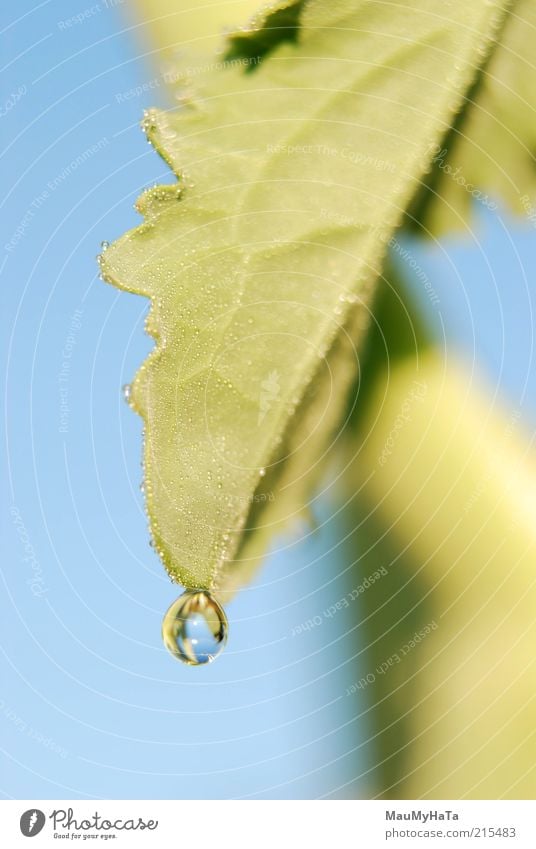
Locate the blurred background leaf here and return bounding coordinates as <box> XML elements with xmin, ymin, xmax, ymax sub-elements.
<box><xmin>339</xmin><ymin>266</ymin><xmax>536</xmax><ymax>797</ymax></box>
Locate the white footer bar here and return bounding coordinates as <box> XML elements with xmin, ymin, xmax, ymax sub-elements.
<box><xmin>1</xmin><ymin>800</ymin><xmax>535</xmax><ymax>848</ymax></box>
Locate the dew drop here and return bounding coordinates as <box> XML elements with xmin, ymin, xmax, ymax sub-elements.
<box><xmin>162</xmin><ymin>589</ymin><xmax>228</xmax><ymax>665</ymax></box>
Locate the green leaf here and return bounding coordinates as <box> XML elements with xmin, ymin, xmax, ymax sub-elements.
<box><xmin>101</xmin><ymin>0</ymin><xmax>507</xmax><ymax>593</ymax></box>
<box><xmin>410</xmin><ymin>0</ymin><xmax>536</xmax><ymax>232</ymax></box>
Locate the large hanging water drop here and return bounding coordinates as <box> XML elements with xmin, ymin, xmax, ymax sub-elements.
<box><xmin>162</xmin><ymin>590</ymin><xmax>228</xmax><ymax>665</ymax></box>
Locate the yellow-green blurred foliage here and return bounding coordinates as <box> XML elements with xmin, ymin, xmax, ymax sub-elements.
<box><xmin>347</xmin><ymin>351</ymin><xmax>536</xmax><ymax>798</ymax></box>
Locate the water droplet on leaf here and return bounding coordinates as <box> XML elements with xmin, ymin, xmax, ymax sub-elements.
<box><xmin>162</xmin><ymin>589</ymin><xmax>228</xmax><ymax>665</ymax></box>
